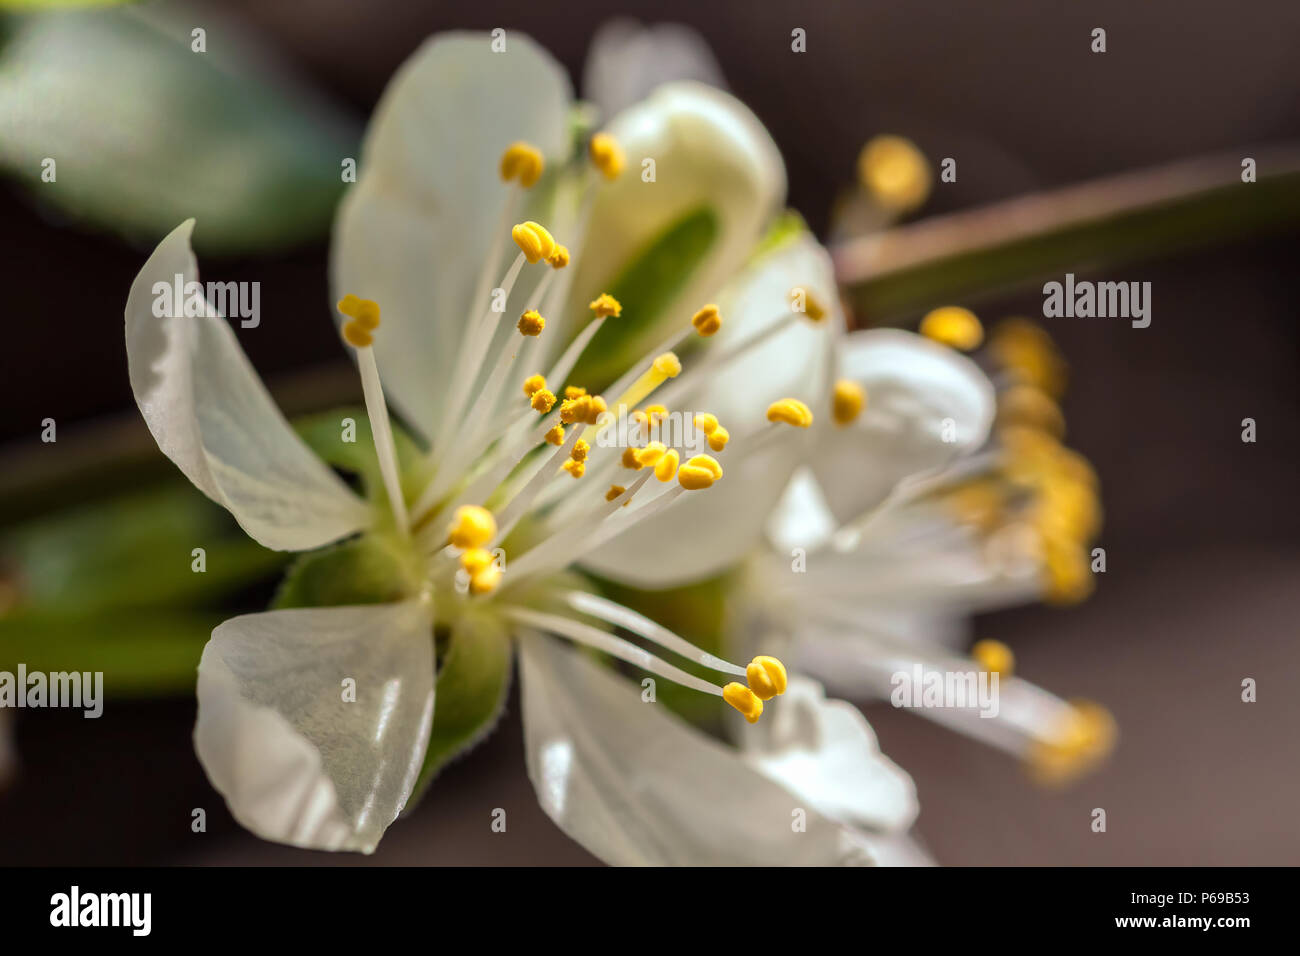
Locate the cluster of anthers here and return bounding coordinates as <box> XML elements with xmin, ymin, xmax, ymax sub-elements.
<box><xmin>329</xmin><ymin>132</ymin><xmax>833</xmax><ymax>723</ymax></box>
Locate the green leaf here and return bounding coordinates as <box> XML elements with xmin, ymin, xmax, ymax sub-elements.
<box><xmin>0</xmin><ymin>6</ymin><xmax>360</xmax><ymax>253</ymax></box>
<box><xmin>272</xmin><ymin>536</ymin><xmax>417</xmax><ymax>610</ymax></box>
<box><xmin>569</xmin><ymin>204</ymin><xmax>718</xmax><ymax>388</ymax></box>
<box><xmin>0</xmin><ymin>608</ymin><xmax>220</xmax><ymax>697</ymax></box>
<box><xmin>1</xmin><ymin>484</ymin><xmax>288</xmax><ymax>617</ymax></box>
<box><xmin>405</xmin><ymin>611</ymin><xmax>513</xmax><ymax>809</ymax></box>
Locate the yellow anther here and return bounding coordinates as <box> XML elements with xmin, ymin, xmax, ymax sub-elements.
<box><xmin>857</xmin><ymin>134</ymin><xmax>932</xmax><ymax>213</ymax></box>
<box><xmin>1028</xmin><ymin>700</ymin><xmax>1116</xmax><ymax>786</ymax></box>
<box><xmin>531</xmin><ymin>388</ymin><xmax>557</xmax><ymax>413</ymax></box>
<box><xmin>563</xmin><ymin>385</ymin><xmax>587</xmax><ymax>400</ymax></box>
<box><xmin>970</xmin><ymin>639</ymin><xmax>1015</xmax><ymax>677</ymax></box>
<box><xmin>746</xmin><ymin>655</ymin><xmax>788</xmax><ymax>701</ymax></box>
<box><xmin>706</xmin><ymin>425</ymin><xmax>730</xmax><ymax>452</ymax></box>
<box><xmin>589</xmin><ymin>293</ymin><xmax>622</xmax><ymax>318</ymax></box>
<box><xmin>621</xmin><ymin>447</ymin><xmax>640</xmax><ymax>469</ymax></box>
<box><xmin>921</xmin><ymin>306</ymin><xmax>984</xmax><ymax>351</ymax></box>
<box><xmin>723</xmin><ymin>682</ymin><xmax>764</xmax><ymax>723</ymax></box>
<box><xmin>544</xmin><ymin>424</ymin><xmax>565</xmax><ymax>446</ymax></box>
<box><xmin>832</xmin><ymin>379</ymin><xmax>867</xmax><ymax>426</ymax></box>
<box><xmin>562</xmin><ymin>458</ymin><xmax>586</xmax><ymax>479</ymax></box>
<box><xmin>500</xmin><ymin>141</ymin><xmax>545</xmax><ymax>188</ymax></box>
<box><xmin>678</xmin><ymin>454</ymin><xmax>722</xmax><ymax>490</ymax></box>
<box><xmin>633</xmin><ymin>441</ymin><xmax>667</xmax><ymax>468</ymax></box>
<box><xmin>605</xmin><ymin>484</ymin><xmax>626</xmax><ymax>502</ymax></box>
<box><xmin>652</xmin><ymin>352</ymin><xmax>682</xmax><ymax>378</ymax></box>
<box><xmin>447</xmin><ymin>505</ymin><xmax>496</xmax><ymax>550</ymax></box>
<box><xmin>522</xmin><ymin>374</ymin><xmax>547</xmax><ymax>398</ymax></box>
<box><xmin>584</xmin><ymin>395</ymin><xmax>607</xmax><ymax>425</ymax></box>
<box><xmin>654</xmin><ymin>448</ymin><xmax>680</xmax><ymax>482</ymax></box>
<box><xmin>693</xmin><ymin>413</ymin><xmax>719</xmax><ymax>435</ymax></box>
<box><xmin>570</xmin><ymin>439</ymin><xmax>590</xmax><ymax>463</ymax></box>
<box><xmin>1041</xmin><ymin>533</ymin><xmax>1094</xmax><ymax>605</ymax></box>
<box><xmin>511</xmin><ymin>221</ymin><xmax>556</xmax><ymax>264</ymax></box>
<box><xmin>337</xmin><ymin>295</ymin><xmax>381</xmax><ymax>330</ymax></box>
<box><xmin>518</xmin><ymin>309</ymin><xmax>546</xmax><ymax>337</ymax></box>
<box><xmin>559</xmin><ymin>395</ymin><xmax>592</xmax><ymax>424</ymax></box>
<box><xmin>990</xmin><ymin>317</ymin><xmax>1068</xmax><ymax>399</ymax></box>
<box><xmin>546</xmin><ymin>244</ymin><xmax>570</xmax><ymax>269</ymax></box>
<box><xmin>588</xmin><ymin>132</ymin><xmax>625</xmax><ymax>181</ymax></box>
<box><xmin>997</xmin><ymin>383</ymin><xmax>1066</xmax><ymax>439</ymax></box>
<box><xmin>766</xmin><ymin>398</ymin><xmax>814</xmax><ymax>428</ymax></box>
<box><xmin>789</xmin><ymin>287</ymin><xmax>828</xmax><ymax>321</ymax></box>
<box><xmin>460</xmin><ymin>547</ymin><xmax>495</xmax><ymax>577</ymax></box>
<box><xmin>341</xmin><ymin>321</ymin><xmax>374</xmax><ymax>348</ymax></box>
<box><xmin>468</xmin><ymin>565</ymin><xmax>502</xmax><ymax>596</ymax></box>
<box><xmin>691</xmin><ymin>304</ymin><xmax>723</xmax><ymax>337</ymax></box>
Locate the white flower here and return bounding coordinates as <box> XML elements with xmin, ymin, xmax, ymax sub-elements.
<box><xmin>123</xmin><ymin>31</ymin><xmax>905</xmax><ymax>863</ymax></box>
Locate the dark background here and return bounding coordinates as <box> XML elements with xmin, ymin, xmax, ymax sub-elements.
<box><xmin>1</xmin><ymin>0</ymin><xmax>1297</xmax><ymax>864</ymax></box>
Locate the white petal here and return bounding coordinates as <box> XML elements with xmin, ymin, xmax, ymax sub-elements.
<box><xmin>738</xmin><ymin>677</ymin><xmax>919</xmax><ymax>832</ymax></box>
<box><xmin>125</xmin><ymin>220</ymin><xmax>369</xmax><ymax>551</ymax></box>
<box><xmin>766</xmin><ymin>465</ymin><xmax>838</xmax><ymax>552</ymax></box>
<box><xmin>331</xmin><ymin>32</ymin><xmax>573</xmax><ymax>442</ymax></box>
<box><xmin>194</xmin><ymin>601</ymin><xmax>434</xmax><ymax>853</ymax></box>
<box><xmin>560</xmin><ymin>81</ymin><xmax>785</xmax><ymax>367</ymax></box>
<box><xmin>582</xmin><ymin>236</ymin><xmax>837</xmax><ymax>588</ymax></box>
<box><xmin>517</xmin><ymin>633</ymin><xmax>870</xmax><ymax>865</ymax></box>
<box><xmin>849</xmin><ymin>830</ymin><xmax>937</xmax><ymax>866</ymax></box>
<box><xmin>811</xmin><ymin>329</ymin><xmax>995</xmax><ymax>525</ymax></box>
<box><xmin>582</xmin><ymin>18</ymin><xmax>726</xmax><ymax>120</ymax></box>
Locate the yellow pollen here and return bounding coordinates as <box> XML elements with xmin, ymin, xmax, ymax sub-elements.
<box><xmin>341</xmin><ymin>321</ymin><xmax>373</xmax><ymax>348</ymax></box>
<box><xmin>469</xmin><ymin>564</ymin><xmax>502</xmax><ymax>595</ymax></box>
<box><xmin>990</xmin><ymin>317</ymin><xmax>1068</xmax><ymax>399</ymax></box>
<box><xmin>562</xmin><ymin>458</ymin><xmax>586</xmax><ymax>479</ymax></box>
<box><xmin>693</xmin><ymin>413</ymin><xmax>719</xmax><ymax>435</ymax></box>
<box><xmin>971</xmin><ymin>639</ymin><xmax>1015</xmax><ymax>677</ymax></box>
<box><xmin>511</xmin><ymin>221</ymin><xmax>556</xmax><ymax>264</ymax></box>
<box><xmin>706</xmin><ymin>426</ymin><xmax>730</xmax><ymax>452</ymax></box>
<box><xmin>633</xmin><ymin>441</ymin><xmax>667</xmax><ymax>468</ymax></box>
<box><xmin>546</xmin><ymin>244</ymin><xmax>570</xmax><ymax>269</ymax></box>
<box><xmin>653</xmin><ymin>352</ymin><xmax>682</xmax><ymax>377</ymax></box>
<box><xmin>544</xmin><ymin>424</ymin><xmax>565</xmax><ymax>446</ymax></box>
<box><xmin>589</xmin><ymin>293</ymin><xmax>622</xmax><ymax>318</ymax></box>
<box><xmin>654</xmin><ymin>448</ymin><xmax>680</xmax><ymax>482</ymax></box>
<box><xmin>678</xmin><ymin>454</ymin><xmax>722</xmax><ymax>490</ymax></box>
<box><xmin>584</xmin><ymin>395</ymin><xmax>607</xmax><ymax>425</ymax></box>
<box><xmin>531</xmin><ymin>389</ymin><xmax>556</xmax><ymax>413</ymax></box>
<box><xmin>518</xmin><ymin>309</ymin><xmax>546</xmax><ymax>336</ymax></box>
<box><xmin>766</xmin><ymin>398</ymin><xmax>814</xmax><ymax>428</ymax></box>
<box><xmin>447</xmin><ymin>505</ymin><xmax>496</xmax><ymax>550</ymax></box>
<box><xmin>588</xmin><ymin>132</ymin><xmax>625</xmax><ymax>181</ymax></box>
<box><xmin>500</xmin><ymin>141</ymin><xmax>545</xmax><ymax>188</ymax></box>
<box><xmin>832</xmin><ymin>379</ymin><xmax>867</xmax><ymax>426</ymax></box>
<box><xmin>921</xmin><ymin>306</ymin><xmax>984</xmax><ymax>351</ymax></box>
<box><xmin>337</xmin><ymin>295</ymin><xmax>381</xmax><ymax>330</ymax></box>
<box><xmin>564</xmin><ymin>386</ymin><xmax>587</xmax><ymax>399</ymax></box>
<box><xmin>691</xmin><ymin>304</ymin><xmax>723</xmax><ymax>336</ymax></box>
<box><xmin>788</xmin><ymin>287</ymin><xmax>829</xmax><ymax>321</ymax></box>
<box><xmin>522</xmin><ymin>374</ymin><xmax>547</xmax><ymax>398</ymax></box>
<box><xmin>723</xmin><ymin>683</ymin><xmax>764</xmax><ymax>723</ymax></box>
<box><xmin>857</xmin><ymin>134</ymin><xmax>932</xmax><ymax>213</ymax></box>
<box><xmin>1028</xmin><ymin>700</ymin><xmax>1116</xmax><ymax>786</ymax></box>
<box><xmin>605</xmin><ymin>484</ymin><xmax>626</xmax><ymax>503</ymax></box>
<box><xmin>997</xmin><ymin>383</ymin><xmax>1066</xmax><ymax>439</ymax></box>
<box><xmin>570</xmin><ymin>439</ymin><xmax>590</xmax><ymax>463</ymax></box>
<box><xmin>460</xmin><ymin>547</ymin><xmax>495</xmax><ymax>577</ymax></box>
<box><xmin>559</xmin><ymin>395</ymin><xmax>592</xmax><ymax>424</ymax></box>
<box><xmin>621</xmin><ymin>447</ymin><xmax>640</xmax><ymax>469</ymax></box>
<box><xmin>746</xmin><ymin>655</ymin><xmax>788</xmax><ymax>701</ymax></box>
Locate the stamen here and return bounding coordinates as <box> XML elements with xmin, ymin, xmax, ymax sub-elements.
<box><xmin>588</xmin><ymin>132</ymin><xmax>625</xmax><ymax>181</ymax></box>
<box><xmin>971</xmin><ymin>639</ymin><xmax>1015</xmax><ymax>677</ymax></box>
<box><xmin>337</xmin><ymin>297</ymin><xmax>408</xmax><ymax>534</ymax></box>
<box><xmin>691</xmin><ymin>303</ymin><xmax>723</xmax><ymax>336</ymax></box>
<box><xmin>832</xmin><ymin>379</ymin><xmax>867</xmax><ymax>426</ymax></box>
<box><xmin>920</xmin><ymin>305</ymin><xmax>984</xmax><ymax>351</ymax></box>
<box><xmin>522</xmin><ymin>374</ymin><xmax>547</xmax><ymax>398</ymax></box>
<box><xmin>677</xmin><ymin>454</ymin><xmax>722</xmax><ymax>490</ymax></box>
<box><xmin>611</xmin><ymin>351</ymin><xmax>682</xmax><ymax>411</ymax></box>
<box><xmin>857</xmin><ymin>134</ymin><xmax>932</xmax><ymax>213</ymax></box>
<box><xmin>517</xmin><ymin>309</ymin><xmax>546</xmax><ymax>336</ymax></box>
<box><xmin>723</xmin><ymin>683</ymin><xmax>764</xmax><ymax>723</ymax></box>
<box><xmin>745</xmin><ymin>655</ymin><xmax>789</xmax><ymax>701</ymax></box>
<box><xmin>447</xmin><ymin>504</ymin><xmax>496</xmax><ymax>550</ymax></box>
<box><xmin>511</xmin><ymin>220</ymin><xmax>556</xmax><ymax>264</ymax></box>
<box><xmin>590</xmin><ymin>293</ymin><xmax>622</xmax><ymax>318</ymax></box>
<box><xmin>654</xmin><ymin>448</ymin><xmax>680</xmax><ymax>482</ymax></box>
<box><xmin>500</xmin><ymin>142</ymin><xmax>545</xmax><ymax>188</ymax></box>
<box><xmin>766</xmin><ymin>398</ymin><xmax>814</xmax><ymax>428</ymax></box>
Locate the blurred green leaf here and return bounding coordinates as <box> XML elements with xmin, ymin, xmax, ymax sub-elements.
<box><xmin>271</xmin><ymin>536</ymin><xmax>412</xmax><ymax>610</ymax></box>
<box><xmin>293</xmin><ymin>406</ymin><xmax>431</xmax><ymax>507</ymax></box>
<box><xmin>0</xmin><ymin>5</ymin><xmax>360</xmax><ymax>252</ymax></box>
